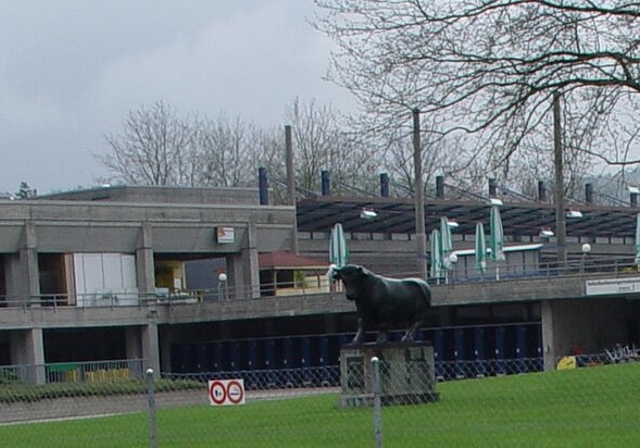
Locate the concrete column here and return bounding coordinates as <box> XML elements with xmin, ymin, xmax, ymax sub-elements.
<box><xmin>136</xmin><ymin>223</ymin><xmax>155</xmax><ymax>303</ymax></box>
<box><xmin>7</xmin><ymin>221</ymin><xmax>41</xmax><ymax>306</ymax></box>
<box><xmin>245</xmin><ymin>220</ymin><xmax>260</xmax><ymax>299</ymax></box>
<box><xmin>227</xmin><ymin>223</ymin><xmax>260</xmax><ymax>300</ymax></box>
<box><xmin>10</xmin><ymin>328</ymin><xmax>45</xmax><ymax>385</ymax></box>
<box><xmin>226</xmin><ymin>254</ymin><xmax>244</xmax><ymax>300</ymax></box>
<box><xmin>541</xmin><ymin>300</ymin><xmax>556</xmax><ymax>371</ymax></box>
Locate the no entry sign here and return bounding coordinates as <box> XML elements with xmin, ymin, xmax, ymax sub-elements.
<box><xmin>208</xmin><ymin>379</ymin><xmax>245</xmax><ymax>406</ymax></box>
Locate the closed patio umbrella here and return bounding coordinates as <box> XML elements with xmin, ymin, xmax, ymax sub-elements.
<box><xmin>329</xmin><ymin>223</ymin><xmax>349</xmax><ymax>269</ymax></box>
<box><xmin>490</xmin><ymin>205</ymin><xmax>505</xmax><ymax>279</ymax></box>
<box><xmin>430</xmin><ymin>228</ymin><xmax>443</xmax><ymax>281</ymax></box>
<box><xmin>440</xmin><ymin>217</ymin><xmax>453</xmax><ymax>270</ymax></box>
<box><xmin>475</xmin><ymin>221</ymin><xmax>487</xmax><ymax>278</ymax></box>
<box><xmin>440</xmin><ymin>216</ymin><xmax>454</xmax><ymax>283</ymax></box>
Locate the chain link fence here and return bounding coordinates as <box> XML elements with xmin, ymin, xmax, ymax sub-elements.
<box><xmin>0</xmin><ymin>354</ymin><xmax>638</xmax><ymax>447</ymax></box>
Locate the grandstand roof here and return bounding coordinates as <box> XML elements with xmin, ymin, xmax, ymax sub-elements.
<box><xmin>295</xmin><ymin>195</ymin><xmax>639</xmax><ymax>239</ymax></box>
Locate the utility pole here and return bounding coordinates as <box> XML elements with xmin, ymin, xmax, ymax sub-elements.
<box><xmin>285</xmin><ymin>125</ymin><xmax>299</xmax><ymax>254</ymax></box>
<box><xmin>413</xmin><ymin>108</ymin><xmax>428</xmax><ymax>279</ymax></box>
<box><xmin>553</xmin><ymin>92</ymin><xmax>567</xmax><ymax>264</ymax></box>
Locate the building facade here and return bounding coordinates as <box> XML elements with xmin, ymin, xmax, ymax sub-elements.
<box><xmin>0</xmin><ymin>186</ymin><xmax>295</xmax><ymax>383</ymax></box>
<box><xmin>1</xmin><ymin>185</ymin><xmax>639</xmax><ymax>384</ymax></box>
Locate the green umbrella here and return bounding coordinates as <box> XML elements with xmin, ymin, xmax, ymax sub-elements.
<box><xmin>490</xmin><ymin>205</ymin><xmax>505</xmax><ymax>279</ymax></box>
<box><xmin>440</xmin><ymin>216</ymin><xmax>454</xmax><ymax>271</ymax></box>
<box><xmin>329</xmin><ymin>223</ymin><xmax>349</xmax><ymax>268</ymax></box>
<box><xmin>635</xmin><ymin>213</ymin><xmax>640</xmax><ymax>266</ymax></box>
<box><xmin>430</xmin><ymin>228</ymin><xmax>443</xmax><ymax>280</ymax></box>
<box><xmin>475</xmin><ymin>221</ymin><xmax>487</xmax><ymax>276</ymax></box>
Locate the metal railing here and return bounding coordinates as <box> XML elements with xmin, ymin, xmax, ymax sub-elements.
<box><xmin>0</xmin><ymin>255</ymin><xmax>638</xmax><ymax>310</ymax></box>
<box><xmin>1</xmin><ymin>350</ymin><xmax>633</xmax><ymax>390</ymax></box>
<box><xmin>0</xmin><ymin>358</ymin><xmax>146</xmax><ymax>386</ymax></box>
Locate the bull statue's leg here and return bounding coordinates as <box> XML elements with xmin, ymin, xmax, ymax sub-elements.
<box><xmin>376</xmin><ymin>327</ymin><xmax>390</xmax><ymax>344</ymax></box>
<box><xmin>401</xmin><ymin>321</ymin><xmax>423</xmax><ymax>342</ymax></box>
<box><xmin>352</xmin><ymin>318</ymin><xmax>366</xmax><ymax>344</ymax></box>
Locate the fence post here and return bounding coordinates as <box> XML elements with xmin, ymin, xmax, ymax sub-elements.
<box><xmin>371</xmin><ymin>356</ymin><xmax>383</xmax><ymax>448</ymax></box>
<box><xmin>146</xmin><ymin>368</ymin><xmax>157</xmax><ymax>448</ymax></box>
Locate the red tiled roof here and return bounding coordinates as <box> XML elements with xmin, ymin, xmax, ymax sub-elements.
<box><xmin>258</xmin><ymin>251</ymin><xmax>327</xmax><ymax>269</ymax></box>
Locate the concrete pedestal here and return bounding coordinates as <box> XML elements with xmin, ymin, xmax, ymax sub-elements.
<box><xmin>339</xmin><ymin>342</ymin><xmax>439</xmax><ymax>407</ymax></box>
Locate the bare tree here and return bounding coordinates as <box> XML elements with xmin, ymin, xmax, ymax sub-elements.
<box><xmin>315</xmin><ymin>0</ymin><xmax>640</xmax><ymax>189</ymax></box>
<box><xmin>97</xmin><ymin>102</ymin><xmax>264</xmax><ymax>189</ymax></box>
<box><xmin>97</xmin><ymin>98</ymin><xmax>387</xmax><ymax>198</ymax></box>
<box><xmin>370</xmin><ymin>113</ymin><xmax>473</xmax><ymax>199</ymax></box>
<box><xmin>97</xmin><ymin>101</ymin><xmax>193</xmax><ymax>186</ymax></box>
<box><xmin>195</xmin><ymin>114</ymin><xmax>261</xmax><ymax>188</ymax></box>
<box><xmin>272</xmin><ymin>98</ymin><xmax>382</xmax><ymax>197</ymax></box>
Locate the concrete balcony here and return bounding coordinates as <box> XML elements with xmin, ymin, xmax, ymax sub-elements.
<box><xmin>3</xmin><ymin>264</ymin><xmax>640</xmax><ymax>330</ymax></box>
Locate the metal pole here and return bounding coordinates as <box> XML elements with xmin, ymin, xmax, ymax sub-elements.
<box><xmin>146</xmin><ymin>368</ymin><xmax>157</xmax><ymax>448</ymax></box>
<box><xmin>553</xmin><ymin>92</ymin><xmax>567</xmax><ymax>264</ymax></box>
<box><xmin>285</xmin><ymin>125</ymin><xmax>299</xmax><ymax>254</ymax></box>
<box><xmin>371</xmin><ymin>356</ymin><xmax>383</xmax><ymax>448</ymax></box>
<box><xmin>413</xmin><ymin>108</ymin><xmax>428</xmax><ymax>279</ymax></box>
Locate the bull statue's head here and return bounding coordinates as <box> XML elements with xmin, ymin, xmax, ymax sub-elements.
<box><xmin>330</xmin><ymin>264</ymin><xmax>366</xmax><ymax>301</ymax></box>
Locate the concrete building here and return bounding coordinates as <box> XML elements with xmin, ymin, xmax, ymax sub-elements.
<box><xmin>1</xmin><ymin>185</ymin><xmax>639</xmax><ymax>384</ymax></box>
<box><xmin>0</xmin><ymin>186</ymin><xmax>296</xmax><ymax>383</ymax></box>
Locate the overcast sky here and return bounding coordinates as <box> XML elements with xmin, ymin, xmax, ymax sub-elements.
<box><xmin>0</xmin><ymin>0</ymin><xmax>354</xmax><ymax>194</ymax></box>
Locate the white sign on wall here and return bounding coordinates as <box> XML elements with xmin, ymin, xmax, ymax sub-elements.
<box><xmin>216</xmin><ymin>227</ymin><xmax>235</xmax><ymax>244</ymax></box>
<box><xmin>586</xmin><ymin>277</ymin><xmax>640</xmax><ymax>296</ymax></box>
<box><xmin>208</xmin><ymin>379</ymin><xmax>245</xmax><ymax>406</ymax></box>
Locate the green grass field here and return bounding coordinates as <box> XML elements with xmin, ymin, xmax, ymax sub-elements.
<box><xmin>2</xmin><ymin>362</ymin><xmax>639</xmax><ymax>447</ymax></box>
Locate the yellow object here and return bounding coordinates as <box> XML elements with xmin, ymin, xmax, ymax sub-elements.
<box><xmin>85</xmin><ymin>368</ymin><xmax>130</xmax><ymax>382</ymax></box>
<box><xmin>65</xmin><ymin>370</ymin><xmax>78</xmax><ymax>382</ymax></box>
<box><xmin>556</xmin><ymin>356</ymin><xmax>577</xmax><ymax>370</ymax></box>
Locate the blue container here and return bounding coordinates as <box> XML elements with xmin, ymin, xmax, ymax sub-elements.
<box><xmin>474</xmin><ymin>327</ymin><xmax>486</xmax><ymax>377</ymax></box>
<box><xmin>454</xmin><ymin>327</ymin><xmax>465</xmax><ymax>378</ymax></box>
<box><xmin>495</xmin><ymin>326</ymin><xmax>506</xmax><ymax>375</ymax></box>
<box><xmin>516</xmin><ymin>325</ymin><xmax>527</xmax><ymax>373</ymax></box>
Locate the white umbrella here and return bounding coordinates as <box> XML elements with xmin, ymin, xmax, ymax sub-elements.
<box><xmin>329</xmin><ymin>223</ymin><xmax>349</xmax><ymax>268</ymax></box>
<box><xmin>635</xmin><ymin>213</ymin><xmax>640</xmax><ymax>267</ymax></box>
<box><xmin>430</xmin><ymin>228</ymin><xmax>443</xmax><ymax>281</ymax></box>
<box><xmin>440</xmin><ymin>217</ymin><xmax>454</xmax><ymax>284</ymax></box>
<box><xmin>490</xmin><ymin>205</ymin><xmax>505</xmax><ymax>279</ymax></box>
<box><xmin>475</xmin><ymin>221</ymin><xmax>487</xmax><ymax>277</ymax></box>
<box><xmin>440</xmin><ymin>217</ymin><xmax>454</xmax><ymax>270</ymax></box>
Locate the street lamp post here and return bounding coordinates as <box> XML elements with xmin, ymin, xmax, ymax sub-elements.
<box><xmin>413</xmin><ymin>108</ymin><xmax>428</xmax><ymax>279</ymax></box>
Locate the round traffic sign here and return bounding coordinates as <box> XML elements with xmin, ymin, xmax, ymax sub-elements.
<box><xmin>209</xmin><ymin>380</ymin><xmax>227</xmax><ymax>405</ymax></box>
<box><xmin>226</xmin><ymin>380</ymin><xmax>244</xmax><ymax>404</ymax></box>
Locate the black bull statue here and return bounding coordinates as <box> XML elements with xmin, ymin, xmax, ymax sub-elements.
<box><xmin>331</xmin><ymin>264</ymin><xmax>432</xmax><ymax>344</ymax></box>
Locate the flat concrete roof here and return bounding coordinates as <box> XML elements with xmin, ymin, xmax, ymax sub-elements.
<box><xmin>35</xmin><ymin>185</ymin><xmax>260</xmax><ymax>206</ymax></box>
